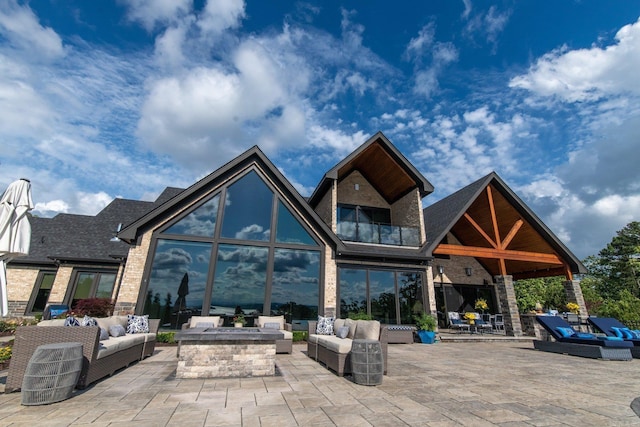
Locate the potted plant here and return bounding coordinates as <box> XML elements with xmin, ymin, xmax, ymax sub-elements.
<box><xmin>474</xmin><ymin>298</ymin><xmax>488</xmax><ymax>313</ymax></box>
<box><xmin>233</xmin><ymin>314</ymin><xmax>246</xmax><ymax>328</ymax></box>
<box><xmin>414</xmin><ymin>312</ymin><xmax>437</xmax><ymax>344</ymax></box>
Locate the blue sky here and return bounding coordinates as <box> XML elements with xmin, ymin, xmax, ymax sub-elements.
<box><xmin>1</xmin><ymin>1</ymin><xmax>639</xmax><ymax>260</ymax></box>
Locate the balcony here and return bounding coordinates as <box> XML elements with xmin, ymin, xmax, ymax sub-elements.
<box><xmin>337</xmin><ymin>221</ymin><xmax>421</xmax><ymax>247</ymax></box>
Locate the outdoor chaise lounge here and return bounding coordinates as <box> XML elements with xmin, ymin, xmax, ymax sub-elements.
<box><xmin>587</xmin><ymin>317</ymin><xmax>640</xmax><ymax>358</ymax></box>
<box><xmin>534</xmin><ymin>315</ymin><xmax>633</xmax><ymax>360</ymax></box>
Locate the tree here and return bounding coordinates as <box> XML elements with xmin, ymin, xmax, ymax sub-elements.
<box><xmin>514</xmin><ymin>276</ymin><xmax>566</xmax><ymax>313</ymax></box>
<box><xmin>586</xmin><ymin>221</ymin><xmax>640</xmax><ymax>299</ymax></box>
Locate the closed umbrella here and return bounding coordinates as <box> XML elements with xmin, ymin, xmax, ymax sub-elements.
<box><xmin>0</xmin><ymin>179</ymin><xmax>33</xmax><ymax>316</ymax></box>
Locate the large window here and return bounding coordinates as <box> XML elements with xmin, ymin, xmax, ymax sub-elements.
<box><xmin>142</xmin><ymin>169</ymin><xmax>322</xmax><ymax>329</ymax></box>
<box><xmin>68</xmin><ymin>270</ymin><xmax>117</xmax><ymax>308</ymax></box>
<box><xmin>26</xmin><ymin>271</ymin><xmax>56</xmax><ymax>315</ymax></box>
<box><xmin>337</xmin><ymin>204</ymin><xmax>419</xmax><ymax>246</ymax></box>
<box><xmin>339</xmin><ymin>267</ymin><xmax>424</xmax><ymax>324</ymax></box>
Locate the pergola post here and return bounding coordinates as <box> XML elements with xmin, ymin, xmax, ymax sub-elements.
<box><xmin>495</xmin><ymin>275</ymin><xmax>523</xmax><ymax>337</ymax></box>
<box><xmin>563</xmin><ymin>279</ymin><xmax>588</xmax><ymax>318</ymax></box>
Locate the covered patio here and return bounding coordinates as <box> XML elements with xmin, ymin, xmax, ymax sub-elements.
<box><xmin>1</xmin><ymin>342</ymin><xmax>638</xmax><ymax>426</ymax></box>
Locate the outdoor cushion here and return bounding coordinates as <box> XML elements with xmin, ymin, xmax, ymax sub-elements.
<box><xmin>632</xmin><ymin>330</ymin><xmax>640</xmax><ymax>339</ymax></box>
<box><xmin>37</xmin><ymin>319</ymin><xmax>66</xmax><ymax>326</ymax></box>
<box><xmin>603</xmin><ymin>336</ymin><xmax>624</xmax><ymax>341</ymax></box>
<box><xmin>620</xmin><ymin>328</ymin><xmax>634</xmax><ymax>339</ymax></box>
<box><xmin>306</xmin><ymin>334</ymin><xmax>321</xmax><ymax>344</ymax></box>
<box><xmin>99</xmin><ymin>327</ymin><xmax>109</xmax><ymax>341</ymax></box>
<box><xmin>336</xmin><ymin>326</ymin><xmax>349</xmax><ymax>339</ymax></box>
<box><xmin>344</xmin><ymin>318</ymin><xmax>357</xmax><ymax>338</ymax></box>
<box><xmin>127</xmin><ymin>314</ymin><xmax>150</xmax><ymax>334</ymax></box>
<box><xmin>354</xmin><ymin>320</ymin><xmax>381</xmax><ymax>340</ymax></box>
<box><xmin>109</xmin><ymin>325</ymin><xmax>126</xmax><ymax>337</ymax></box>
<box><xmin>195</xmin><ymin>322</ymin><xmax>215</xmax><ymax>328</ymax></box>
<box><xmin>316</xmin><ymin>316</ymin><xmax>334</xmax><ymax>335</ymax></box>
<box><xmin>64</xmin><ymin>316</ymin><xmax>80</xmax><ymax>327</ymax></box>
<box><xmin>257</xmin><ymin>315</ymin><xmax>285</xmax><ymax>329</ymax></box>
<box><xmin>96</xmin><ymin>315</ymin><xmax>128</xmax><ymax>331</ymax></box>
<box><xmin>610</xmin><ymin>326</ymin><xmax>624</xmax><ymax>338</ymax></box>
<box><xmin>96</xmin><ymin>334</ymin><xmax>145</xmax><ymax>359</ymax></box>
<box><xmin>333</xmin><ymin>318</ymin><xmax>345</xmax><ymax>331</ymax></box>
<box><xmin>189</xmin><ymin>316</ymin><xmax>221</xmax><ymax>328</ymax></box>
<box><xmin>263</xmin><ymin>322</ymin><xmax>281</xmax><ymax>329</ymax></box>
<box><xmin>82</xmin><ymin>315</ymin><xmax>98</xmax><ymax>327</ymax></box>
<box><xmin>575</xmin><ymin>332</ymin><xmax>595</xmax><ymax>339</ymax></box>
<box><xmin>556</xmin><ymin>327</ymin><xmax>576</xmax><ymax>338</ymax></box>
<box><xmin>317</xmin><ymin>335</ymin><xmax>353</xmax><ymax>354</ymax></box>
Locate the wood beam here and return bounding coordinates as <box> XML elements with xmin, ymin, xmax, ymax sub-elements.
<box><xmin>512</xmin><ymin>267</ymin><xmax>569</xmax><ymax>280</ymax></box>
<box><xmin>433</xmin><ymin>244</ymin><xmax>564</xmax><ymax>264</ymax></box>
<box><xmin>501</xmin><ymin>219</ymin><xmax>523</xmax><ymax>249</ymax></box>
<box><xmin>463</xmin><ymin>213</ymin><xmax>497</xmax><ymax>248</ymax></box>
<box><xmin>486</xmin><ymin>186</ymin><xmax>501</xmax><ymax>247</ymax></box>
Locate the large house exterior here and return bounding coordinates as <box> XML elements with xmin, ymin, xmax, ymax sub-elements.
<box><xmin>4</xmin><ymin>132</ymin><xmax>587</xmax><ymax>335</ymax></box>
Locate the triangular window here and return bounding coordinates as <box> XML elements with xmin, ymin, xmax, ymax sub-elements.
<box><xmin>165</xmin><ymin>195</ymin><xmax>220</xmax><ymax>237</ymax></box>
<box><xmin>276</xmin><ymin>201</ymin><xmax>316</xmax><ymax>245</ymax></box>
<box><xmin>221</xmin><ymin>170</ymin><xmax>273</xmax><ymax>241</ymax></box>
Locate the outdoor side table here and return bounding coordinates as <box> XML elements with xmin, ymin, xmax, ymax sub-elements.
<box><xmin>21</xmin><ymin>342</ymin><xmax>83</xmax><ymax>406</ymax></box>
<box><xmin>350</xmin><ymin>339</ymin><xmax>383</xmax><ymax>386</ymax></box>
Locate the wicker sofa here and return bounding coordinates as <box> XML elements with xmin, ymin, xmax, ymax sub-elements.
<box><xmin>6</xmin><ymin>316</ymin><xmax>159</xmax><ymax>392</ymax></box>
<box><xmin>307</xmin><ymin>319</ymin><xmax>389</xmax><ymax>376</ymax></box>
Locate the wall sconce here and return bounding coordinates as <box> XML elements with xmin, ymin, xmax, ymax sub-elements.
<box><xmin>437</xmin><ymin>265</ymin><xmax>444</xmax><ymax>275</ymax></box>
<box><xmin>465</xmin><ymin>267</ymin><xmax>473</xmax><ymax>276</ymax></box>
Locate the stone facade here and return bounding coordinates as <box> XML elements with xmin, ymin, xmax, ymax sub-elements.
<box><xmin>115</xmin><ymin>231</ymin><xmax>153</xmax><ymax>313</ymax></box>
<box><xmin>495</xmin><ymin>275</ymin><xmax>523</xmax><ymax>337</ymax></box>
<box><xmin>563</xmin><ymin>279</ymin><xmax>588</xmax><ymax>318</ymax></box>
<box><xmin>5</xmin><ymin>266</ymin><xmax>39</xmax><ymax>317</ymax></box>
<box><xmin>177</xmin><ymin>341</ymin><xmax>277</xmax><ymax>378</ymax></box>
<box><xmin>337</xmin><ymin>171</ymin><xmax>388</xmax><ymax>208</ymax></box>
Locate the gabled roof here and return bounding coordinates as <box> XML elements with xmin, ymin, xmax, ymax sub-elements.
<box><xmin>423</xmin><ymin>172</ymin><xmax>586</xmax><ymax>278</ymax></box>
<box><xmin>118</xmin><ymin>146</ymin><xmax>342</xmax><ymax>248</ymax></box>
<box><xmin>308</xmin><ymin>131</ymin><xmax>434</xmax><ymax>206</ymax></box>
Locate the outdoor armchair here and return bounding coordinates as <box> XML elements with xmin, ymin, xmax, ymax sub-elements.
<box><xmin>447</xmin><ymin>312</ymin><xmax>470</xmax><ymax>333</ymax></box>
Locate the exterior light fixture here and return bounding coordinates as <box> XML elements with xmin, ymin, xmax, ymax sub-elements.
<box><xmin>465</xmin><ymin>267</ymin><xmax>473</xmax><ymax>276</ymax></box>
<box><xmin>437</xmin><ymin>265</ymin><xmax>444</xmax><ymax>275</ymax></box>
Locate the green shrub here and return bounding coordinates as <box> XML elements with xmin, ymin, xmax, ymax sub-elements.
<box><xmin>592</xmin><ymin>290</ymin><xmax>640</xmax><ymax>324</ymax></box>
<box><xmin>0</xmin><ymin>318</ymin><xmax>37</xmax><ymax>333</ymax></box>
<box><xmin>347</xmin><ymin>310</ymin><xmax>373</xmax><ymax>320</ymax></box>
<box><xmin>156</xmin><ymin>332</ymin><xmax>176</xmax><ymax>344</ymax></box>
<box><xmin>292</xmin><ymin>331</ymin><xmax>307</xmax><ymax>342</ymax></box>
<box><xmin>414</xmin><ymin>312</ymin><xmax>437</xmax><ymax>331</ymax></box>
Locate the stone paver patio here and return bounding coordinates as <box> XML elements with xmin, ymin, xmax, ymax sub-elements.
<box><xmin>1</xmin><ymin>340</ymin><xmax>639</xmax><ymax>426</ymax></box>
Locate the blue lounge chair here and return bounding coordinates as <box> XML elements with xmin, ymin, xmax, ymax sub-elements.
<box><xmin>533</xmin><ymin>315</ymin><xmax>632</xmax><ymax>360</ymax></box>
<box><xmin>587</xmin><ymin>317</ymin><xmax>640</xmax><ymax>358</ymax></box>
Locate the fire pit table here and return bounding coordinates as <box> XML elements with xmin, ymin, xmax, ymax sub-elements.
<box><xmin>175</xmin><ymin>327</ymin><xmax>284</xmax><ymax>378</ymax></box>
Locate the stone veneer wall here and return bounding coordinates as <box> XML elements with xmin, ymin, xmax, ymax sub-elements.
<box><xmin>391</xmin><ymin>188</ymin><xmax>424</xmax><ymax>241</ymax></box>
<box><xmin>114</xmin><ymin>231</ymin><xmax>153</xmax><ymax>314</ymax></box>
<box><xmin>563</xmin><ymin>280</ymin><xmax>588</xmax><ymax>318</ymax></box>
<box><xmin>337</xmin><ymin>171</ymin><xmax>388</xmax><ymax>208</ymax></box>
<box><xmin>177</xmin><ymin>341</ymin><xmax>277</xmax><ymax>378</ymax></box>
<box><xmin>495</xmin><ymin>275</ymin><xmax>523</xmax><ymax>337</ymax></box>
<box><xmin>5</xmin><ymin>266</ymin><xmax>39</xmax><ymax>317</ymax></box>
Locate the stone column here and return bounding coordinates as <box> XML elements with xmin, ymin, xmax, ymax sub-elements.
<box><xmin>495</xmin><ymin>275</ymin><xmax>523</xmax><ymax>337</ymax></box>
<box><xmin>563</xmin><ymin>280</ymin><xmax>588</xmax><ymax>317</ymax></box>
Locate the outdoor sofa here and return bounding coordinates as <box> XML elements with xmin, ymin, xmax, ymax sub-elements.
<box><xmin>307</xmin><ymin>318</ymin><xmax>389</xmax><ymax>376</ymax></box>
<box><xmin>6</xmin><ymin>315</ymin><xmax>159</xmax><ymax>393</ymax></box>
<box><xmin>587</xmin><ymin>317</ymin><xmax>640</xmax><ymax>358</ymax></box>
<box><xmin>533</xmin><ymin>315</ymin><xmax>632</xmax><ymax>361</ymax></box>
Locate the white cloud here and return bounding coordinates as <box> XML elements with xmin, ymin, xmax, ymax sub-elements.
<box><xmin>0</xmin><ymin>0</ymin><xmax>64</xmax><ymax>59</ymax></box>
<box><xmin>198</xmin><ymin>0</ymin><xmax>245</xmax><ymax>36</ymax></box>
<box><xmin>509</xmin><ymin>17</ymin><xmax>640</xmax><ymax>102</ymax></box>
<box><xmin>463</xmin><ymin>4</ymin><xmax>510</xmax><ymax>52</ymax></box>
<box><xmin>461</xmin><ymin>0</ymin><xmax>472</xmax><ymax>20</ymax></box>
<box><xmin>120</xmin><ymin>0</ymin><xmax>192</xmax><ymax>31</ymax></box>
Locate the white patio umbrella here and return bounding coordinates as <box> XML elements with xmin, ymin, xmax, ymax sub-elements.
<box><xmin>0</xmin><ymin>179</ymin><xmax>33</xmax><ymax>317</ymax></box>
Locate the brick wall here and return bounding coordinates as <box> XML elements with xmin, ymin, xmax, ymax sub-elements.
<box><xmin>115</xmin><ymin>231</ymin><xmax>153</xmax><ymax>313</ymax></box>
<box><xmin>337</xmin><ymin>171</ymin><xmax>388</xmax><ymax>208</ymax></box>
<box><xmin>5</xmin><ymin>267</ymin><xmax>39</xmax><ymax>317</ymax></box>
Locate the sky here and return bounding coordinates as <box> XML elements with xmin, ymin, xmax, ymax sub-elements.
<box><xmin>1</xmin><ymin>0</ymin><xmax>639</xmax><ymax>261</ymax></box>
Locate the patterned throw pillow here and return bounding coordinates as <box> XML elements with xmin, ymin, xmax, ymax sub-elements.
<box><xmin>263</xmin><ymin>322</ymin><xmax>281</xmax><ymax>330</ymax></box>
<box><xmin>109</xmin><ymin>324</ymin><xmax>126</xmax><ymax>337</ymax></box>
<box><xmin>82</xmin><ymin>315</ymin><xmax>98</xmax><ymax>327</ymax></box>
<box><xmin>126</xmin><ymin>314</ymin><xmax>150</xmax><ymax>334</ymax></box>
<box><xmin>316</xmin><ymin>315</ymin><xmax>334</xmax><ymax>335</ymax></box>
<box><xmin>64</xmin><ymin>316</ymin><xmax>80</xmax><ymax>327</ymax></box>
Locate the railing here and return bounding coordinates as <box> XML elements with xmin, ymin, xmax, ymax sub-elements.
<box><xmin>337</xmin><ymin>221</ymin><xmax>421</xmax><ymax>246</ymax></box>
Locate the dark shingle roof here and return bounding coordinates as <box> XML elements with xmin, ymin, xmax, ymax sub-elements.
<box><xmin>18</xmin><ymin>189</ymin><xmax>182</xmax><ymax>265</ymax></box>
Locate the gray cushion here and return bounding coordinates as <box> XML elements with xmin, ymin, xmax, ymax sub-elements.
<box><xmin>354</xmin><ymin>320</ymin><xmax>381</xmax><ymax>340</ymax></box>
<box><xmin>263</xmin><ymin>322</ymin><xmax>281</xmax><ymax>330</ymax></box>
<box><xmin>109</xmin><ymin>324</ymin><xmax>126</xmax><ymax>337</ymax></box>
<box><xmin>344</xmin><ymin>318</ymin><xmax>357</xmax><ymax>339</ymax></box>
<box><xmin>195</xmin><ymin>322</ymin><xmax>215</xmax><ymax>328</ymax></box>
<box><xmin>336</xmin><ymin>326</ymin><xmax>349</xmax><ymax>339</ymax></box>
<box><xmin>99</xmin><ymin>327</ymin><xmax>109</xmax><ymax>341</ymax></box>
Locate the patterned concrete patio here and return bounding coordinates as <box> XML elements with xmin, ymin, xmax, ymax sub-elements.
<box><xmin>1</xmin><ymin>340</ymin><xmax>639</xmax><ymax>426</ymax></box>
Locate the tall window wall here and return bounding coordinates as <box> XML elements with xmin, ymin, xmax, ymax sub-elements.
<box><xmin>338</xmin><ymin>267</ymin><xmax>424</xmax><ymax>324</ymax></box>
<box><xmin>141</xmin><ymin>169</ymin><xmax>322</xmax><ymax>329</ymax></box>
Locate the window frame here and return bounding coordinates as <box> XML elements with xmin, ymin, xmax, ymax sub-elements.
<box><xmin>64</xmin><ymin>269</ymin><xmax>118</xmax><ymax>308</ymax></box>
<box><xmin>25</xmin><ymin>269</ymin><xmax>57</xmax><ymax>315</ymax></box>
